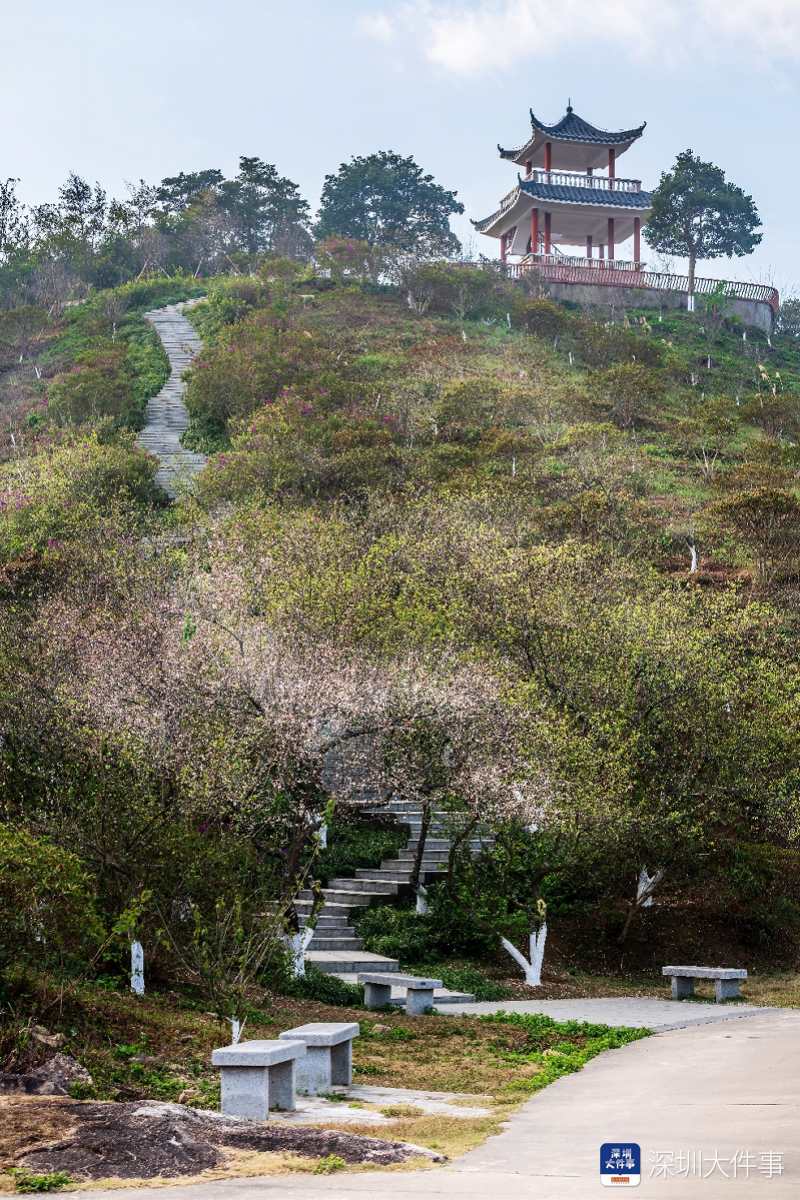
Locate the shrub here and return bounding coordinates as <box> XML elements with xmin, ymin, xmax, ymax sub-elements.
<box><xmin>512</xmin><ymin>298</ymin><xmax>570</xmax><ymax>339</ymax></box>
<box><xmin>0</xmin><ymin>828</ymin><xmax>103</xmax><ymax>975</ymax></box>
<box><xmin>0</xmin><ymin>433</ymin><xmax>166</xmax><ymax>562</ymax></box>
<box><xmin>198</xmin><ymin>391</ymin><xmax>405</xmax><ymax>502</ymax></box>
<box><xmin>403</xmin><ymin>262</ymin><xmax>506</xmax><ymax>320</ymax></box>
<box><xmin>48</xmin><ymin>350</ymin><xmax>140</xmax><ymax>428</ymax></box>
<box><xmin>283</xmin><ymin>966</ymin><xmax>364</xmax><ymax>1007</ymax></box>
<box><xmin>574</xmin><ymin>322</ymin><xmax>664</xmax><ymax>369</ymax></box>
<box><xmin>591</xmin><ymin>363</ymin><xmax>666</xmax><ymax>429</ymax></box>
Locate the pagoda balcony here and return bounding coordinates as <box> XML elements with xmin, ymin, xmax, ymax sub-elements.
<box><xmin>500</xmin><ymin>171</ymin><xmax>642</xmax><ymax>211</ymax></box>
<box><xmin>519</xmin><ymin>252</ymin><xmax>643</xmax><ymax>271</ymax></box>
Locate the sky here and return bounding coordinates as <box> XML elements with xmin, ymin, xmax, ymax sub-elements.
<box><xmin>1</xmin><ymin>0</ymin><xmax>798</xmax><ymax>293</ymax></box>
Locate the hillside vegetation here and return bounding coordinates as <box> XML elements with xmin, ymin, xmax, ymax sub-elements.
<box><xmin>4</xmin><ymin>261</ymin><xmax>800</xmax><ymax>1018</ymax></box>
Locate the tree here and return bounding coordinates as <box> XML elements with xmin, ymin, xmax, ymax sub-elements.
<box><xmin>316</xmin><ymin>151</ymin><xmax>464</xmax><ymax>254</ymax></box>
<box><xmin>156</xmin><ymin>169</ymin><xmax>224</xmax><ymax>214</ymax></box>
<box><xmin>708</xmin><ymin>488</ymin><xmax>800</xmax><ymax>586</ymax></box>
<box><xmin>218</xmin><ymin>157</ymin><xmax>312</xmax><ymax>262</ymax></box>
<box><xmin>0</xmin><ymin>178</ymin><xmax>27</xmax><ymax>264</ymax></box>
<box><xmin>644</xmin><ymin>150</ymin><xmax>762</xmax><ymax>309</ymax></box>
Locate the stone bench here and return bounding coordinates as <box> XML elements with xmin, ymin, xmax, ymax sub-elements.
<box><xmin>357</xmin><ymin>972</ymin><xmax>443</xmax><ymax>1015</ymax></box>
<box><xmin>278</xmin><ymin>1022</ymin><xmax>359</xmax><ymax>1094</ymax></box>
<box><xmin>663</xmin><ymin>965</ymin><xmax>747</xmax><ymax>1003</ymax></box>
<box><xmin>211</xmin><ymin>1038</ymin><xmax>306</xmax><ymax>1120</ymax></box>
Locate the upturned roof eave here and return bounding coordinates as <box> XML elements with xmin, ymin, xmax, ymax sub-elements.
<box><xmin>529</xmin><ymin>109</ymin><xmax>646</xmax><ymax>145</ymax></box>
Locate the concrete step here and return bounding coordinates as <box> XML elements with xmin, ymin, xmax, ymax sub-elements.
<box><xmin>355</xmin><ymin>867</ymin><xmax>413</xmax><ymax>881</ymax></box>
<box><xmin>326</xmin><ymin>878</ymin><xmax>402</xmax><ymax>895</ymax></box>
<box><xmin>306</xmin><ymin>951</ymin><xmax>400</xmax><ymax>975</ymax></box>
<box><xmin>308</xmin><ymin>936</ymin><xmax>364</xmax><ymax>951</ymax></box>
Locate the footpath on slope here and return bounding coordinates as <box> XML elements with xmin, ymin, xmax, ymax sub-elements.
<box><xmin>300</xmin><ymin>799</ymin><xmax>493</xmax><ymax>1004</ymax></box>
<box><xmin>70</xmin><ymin>1008</ymin><xmax>800</xmax><ymax>1199</ymax></box>
<box><xmin>136</xmin><ymin>301</ymin><xmax>206</xmax><ymax>496</ymax></box>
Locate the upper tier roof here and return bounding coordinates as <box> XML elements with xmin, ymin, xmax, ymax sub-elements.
<box><xmin>499</xmin><ymin>105</ymin><xmax>646</xmax><ymax>172</ymax></box>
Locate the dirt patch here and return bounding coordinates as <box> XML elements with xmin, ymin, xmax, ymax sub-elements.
<box><xmin>2</xmin><ymin>1099</ymin><xmax>443</xmax><ymax>1182</ymax></box>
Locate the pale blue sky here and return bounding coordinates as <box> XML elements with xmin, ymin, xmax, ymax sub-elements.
<box><xmin>2</xmin><ymin>0</ymin><xmax>798</xmax><ymax>293</ymax></box>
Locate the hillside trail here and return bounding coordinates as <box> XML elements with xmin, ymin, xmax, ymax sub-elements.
<box><xmin>135</xmin><ymin>300</ymin><xmax>206</xmax><ymax>496</ymax></box>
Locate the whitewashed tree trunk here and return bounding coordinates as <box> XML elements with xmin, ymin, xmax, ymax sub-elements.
<box><xmin>637</xmin><ymin>866</ymin><xmax>664</xmax><ymax>908</ymax></box>
<box><xmin>287</xmin><ymin>926</ymin><xmax>315</xmax><ymax>978</ymax></box>
<box><xmin>689</xmin><ymin>543</ymin><xmax>698</xmax><ymax>573</ymax></box>
<box><xmin>227</xmin><ymin>1016</ymin><xmax>246</xmax><ymax>1045</ymax></box>
<box><xmin>130</xmin><ymin>940</ymin><xmax>145</xmax><ymax>995</ymax></box>
<box><xmin>415</xmin><ymin>886</ymin><xmax>429</xmax><ymax>915</ymax></box>
<box><xmin>501</xmin><ymin>925</ymin><xmax>547</xmax><ymax>986</ymax></box>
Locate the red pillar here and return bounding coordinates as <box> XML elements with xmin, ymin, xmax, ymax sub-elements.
<box><xmin>599</xmin><ymin>243</ymin><xmax>605</xmax><ymax>261</ymax></box>
<box><xmin>608</xmin><ymin>147</ymin><xmax>615</xmax><ymax>191</ymax></box>
<box><xmin>544</xmin><ymin>142</ymin><xmax>552</xmax><ymax>173</ymax></box>
<box><xmin>500</xmin><ymin>233</ymin><xmax>506</xmax><ymax>263</ymax></box>
<box><xmin>607</xmin><ymin>218</ymin><xmax>615</xmax><ymax>261</ymax></box>
<box><xmin>586</xmin><ymin>235</ymin><xmax>593</xmax><ymax>259</ymax></box>
<box><xmin>531</xmin><ymin>208</ymin><xmax>539</xmax><ymax>257</ymax></box>
<box><xmin>525</xmin><ymin>160</ymin><xmax>532</xmax><ymax>177</ymax></box>
<box><xmin>633</xmin><ymin>217</ymin><xmax>641</xmax><ymax>265</ymax></box>
<box><xmin>544</xmin><ymin>212</ymin><xmax>552</xmax><ymax>255</ymax></box>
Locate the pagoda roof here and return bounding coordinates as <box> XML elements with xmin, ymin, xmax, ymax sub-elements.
<box><xmin>499</xmin><ymin>105</ymin><xmax>646</xmax><ymax>171</ymax></box>
<box><xmin>472</xmin><ymin>178</ymin><xmax>652</xmax><ymax>234</ymax></box>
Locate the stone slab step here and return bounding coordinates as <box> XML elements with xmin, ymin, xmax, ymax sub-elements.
<box><xmin>326</xmin><ymin>878</ymin><xmax>402</xmax><ymax>894</ymax></box>
<box><xmin>306</xmin><ymin>951</ymin><xmax>400</xmax><ymax>975</ymax></box>
<box><xmin>308</xmin><ymin>936</ymin><xmax>364</xmax><ymax>951</ymax></box>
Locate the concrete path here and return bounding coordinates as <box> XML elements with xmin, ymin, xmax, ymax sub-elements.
<box><xmin>439</xmin><ymin>995</ymin><xmax>775</xmax><ymax>1031</ymax></box>
<box><xmin>72</xmin><ymin>1008</ymin><xmax>800</xmax><ymax>1198</ymax></box>
<box><xmin>136</xmin><ymin>301</ymin><xmax>205</xmax><ymax>496</ymax></box>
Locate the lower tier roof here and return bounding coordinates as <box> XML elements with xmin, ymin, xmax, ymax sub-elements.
<box><xmin>474</xmin><ymin>180</ymin><xmax>652</xmax><ymax>250</ymax></box>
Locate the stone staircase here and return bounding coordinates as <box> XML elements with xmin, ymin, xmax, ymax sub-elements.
<box><xmin>297</xmin><ymin>801</ymin><xmax>493</xmax><ymax>1004</ymax></box>
<box><xmin>136</xmin><ymin>301</ymin><xmax>206</xmax><ymax>497</ymax></box>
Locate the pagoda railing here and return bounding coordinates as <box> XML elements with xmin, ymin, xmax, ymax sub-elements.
<box><xmin>499</xmin><ymin>256</ymin><xmax>779</xmax><ymax>312</ymax></box>
<box><xmin>499</xmin><ymin>172</ymin><xmax>643</xmax><ymax>213</ymax></box>
<box><xmin>522</xmin><ymin>169</ymin><xmax>642</xmax><ymax>193</ymax></box>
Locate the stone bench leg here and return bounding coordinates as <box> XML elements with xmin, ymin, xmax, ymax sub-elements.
<box><xmin>671</xmin><ymin>976</ymin><xmax>695</xmax><ymax>999</ymax></box>
<box><xmin>406</xmin><ymin>987</ymin><xmax>435</xmax><ymax>1015</ymax></box>
<box><xmin>364</xmin><ymin>981</ymin><xmax>393</xmax><ymax>1009</ymax></box>
<box><xmin>716</xmin><ymin>979</ymin><xmax>740</xmax><ymax>1002</ymax></box>
<box><xmin>295</xmin><ymin>1047</ymin><xmax>332</xmax><ymax>1096</ymax></box>
<box><xmin>221</xmin><ymin>1066</ymin><xmax>269</xmax><ymax>1122</ymax></box>
<box><xmin>268</xmin><ymin>1057</ymin><xmax>298</xmax><ymax>1112</ymax></box>
<box><xmin>331</xmin><ymin>1039</ymin><xmax>353</xmax><ymax>1086</ymax></box>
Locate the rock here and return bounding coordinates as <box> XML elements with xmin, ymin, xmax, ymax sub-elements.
<box><xmin>0</xmin><ymin>1073</ymin><xmax>64</xmax><ymax>1095</ymax></box>
<box><xmin>32</xmin><ymin>1031</ymin><xmax>65</xmax><ymax>1049</ymax></box>
<box><xmin>33</xmin><ymin>1054</ymin><xmax>94</xmax><ymax>1092</ymax></box>
<box><xmin>370</xmin><ymin>1024</ymin><xmax>391</xmax><ymax>1034</ymax></box>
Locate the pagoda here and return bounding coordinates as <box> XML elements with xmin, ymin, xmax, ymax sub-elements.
<box><xmin>474</xmin><ymin>103</ymin><xmax>652</xmax><ymax>266</ymax></box>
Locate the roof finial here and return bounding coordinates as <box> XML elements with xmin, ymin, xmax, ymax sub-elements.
<box><xmin>567</xmin><ymin>98</ymin><xmax>573</xmax><ymax>113</ymax></box>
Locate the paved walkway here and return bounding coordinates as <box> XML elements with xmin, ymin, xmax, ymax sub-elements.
<box><xmin>136</xmin><ymin>301</ymin><xmax>206</xmax><ymax>496</ymax></box>
<box><xmin>72</xmin><ymin>1008</ymin><xmax>799</xmax><ymax>1198</ymax></box>
<box><xmin>439</xmin><ymin>995</ymin><xmax>774</xmax><ymax>1031</ymax></box>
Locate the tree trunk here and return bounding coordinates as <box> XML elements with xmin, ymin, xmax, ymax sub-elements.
<box><xmin>409</xmin><ymin>798</ymin><xmax>431</xmax><ymax>895</ymax></box>
<box><xmin>687</xmin><ymin>252</ymin><xmax>696</xmax><ymax>312</ymax></box>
